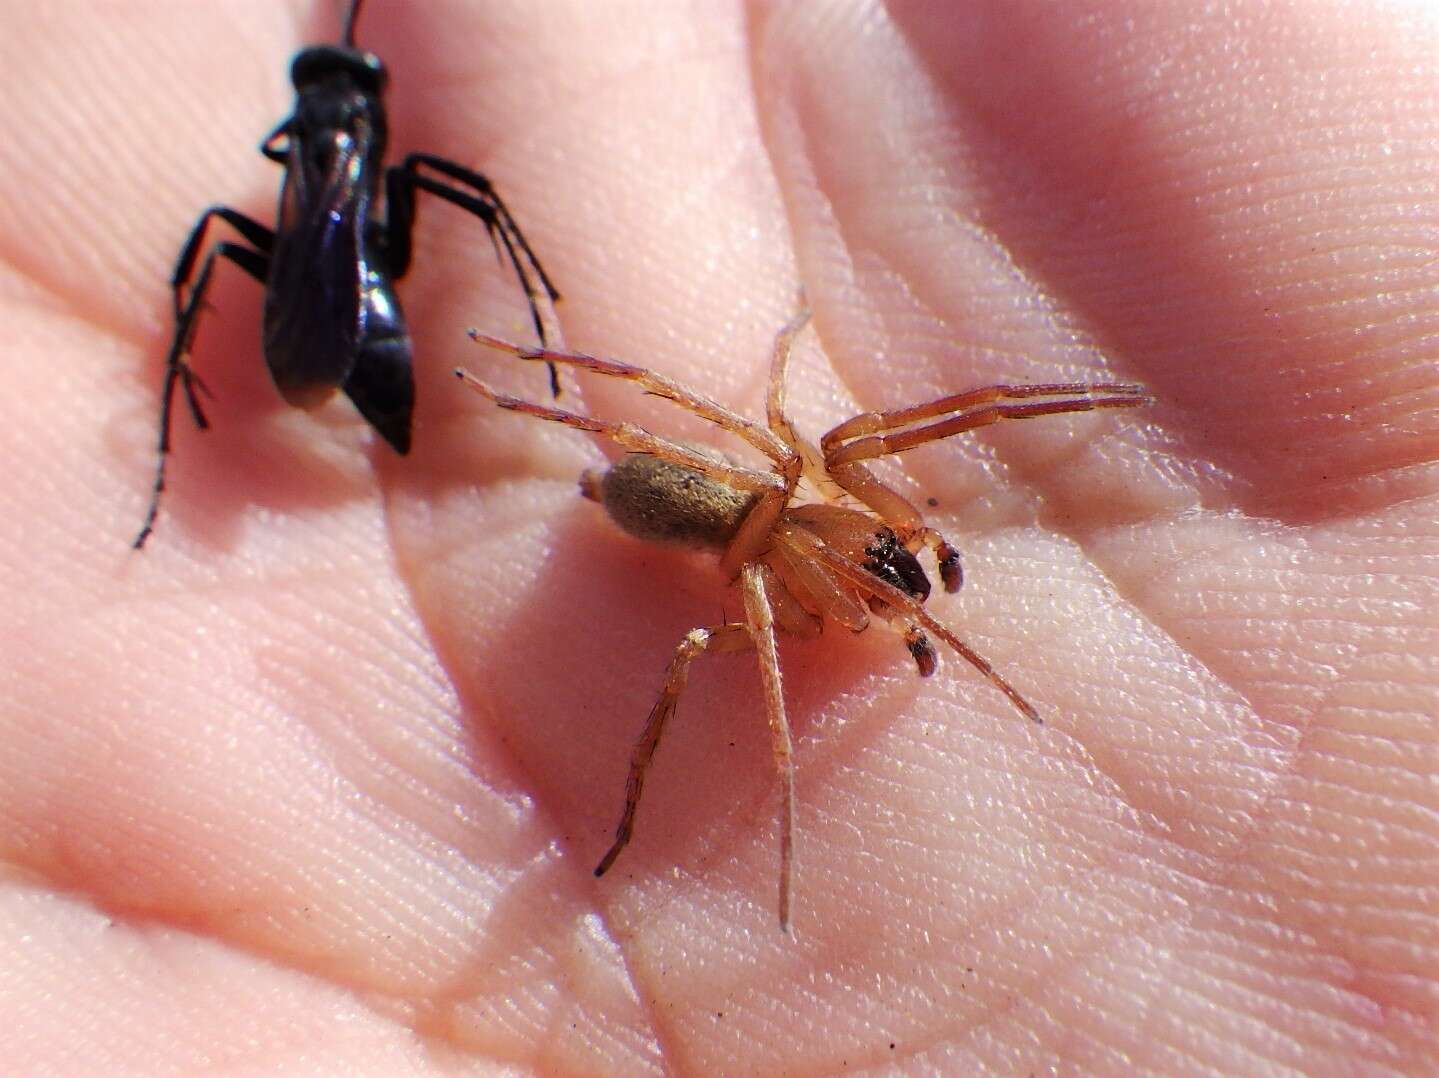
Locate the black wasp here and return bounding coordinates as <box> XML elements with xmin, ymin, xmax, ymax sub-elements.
<box><xmin>134</xmin><ymin>0</ymin><xmax>559</xmax><ymax>548</ymax></box>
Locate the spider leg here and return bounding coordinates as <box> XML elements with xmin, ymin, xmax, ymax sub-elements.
<box><xmin>713</xmin><ymin>303</ymin><xmax>841</xmax><ymax>577</ymax></box>
<box><xmin>741</xmin><ymin>561</ymin><xmax>797</xmax><ymax>933</ymax></box>
<box><xmin>770</xmin><ymin>522</ymin><xmax>871</xmax><ymax>632</ymax></box>
<box><xmin>469</xmin><ymin>332</ymin><xmax>795</xmax><ymax>468</ymax></box>
<box><xmin>818</xmin><ymin>381</ymin><xmax>1148</xmax><ymax>592</ymax></box>
<box><xmin>594</xmin><ymin>623</ymin><xmax>750</xmax><ymax>875</ymax></box>
<box><xmin>763</xmin><ymin>304</ymin><xmax>814</xmax><ymax>456</ymax></box>
<box><xmin>462</xmin><ymin>331</ymin><xmax>809</xmax><ymax>579</ymax></box>
<box><xmin>810</xmin><ymin>540</ymin><xmax>1040</xmax><ymax>724</ymax></box>
<box><xmin>821</xmin><ymin>382</ymin><xmax>1151</xmax><ymax>467</ymax></box>
<box><xmin>453</xmin><ymin>369</ymin><xmax>786</xmax><ymax>496</ymax></box>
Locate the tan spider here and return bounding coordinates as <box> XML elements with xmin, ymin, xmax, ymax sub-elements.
<box><xmin>456</xmin><ymin>307</ymin><xmax>1148</xmax><ymax>931</ymax></box>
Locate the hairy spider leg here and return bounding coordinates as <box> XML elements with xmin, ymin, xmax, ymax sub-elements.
<box><xmin>586</xmin><ymin>566</ymin><xmax>797</xmax><ymax>931</ymax></box>
<box><xmin>740</xmin><ymin>561</ymin><xmax>796</xmax><ymax>932</ymax></box>
<box><xmin>593</xmin><ymin>622</ymin><xmax>751</xmax><ymax>878</ymax></box>
<box><xmin>459</xmin><ymin>338</ymin><xmax>809</xmax><ymax>929</ymax></box>
<box><xmin>763</xmin><ymin>309</ymin><xmax>965</xmax><ymax>591</ymax></box>
<box><xmin>762</xmin><ymin>304</ymin><xmax>824</xmax><ymax>477</ymax></box>
<box><xmin>811</xmin><ymin>541</ymin><xmax>1041</xmax><ymax>723</ymax></box>
<box><xmin>468</xmin><ymin>333</ymin><xmax>792</xmax><ymax>464</ymax></box>
<box><xmin>466</xmin><ymin>333</ymin><xmax>805</xmax><ymax>578</ymax></box>
<box><xmin>817</xmin><ymin>381</ymin><xmax>1148</xmax><ymax>591</ymax></box>
<box><xmin>453</xmin><ymin>369</ymin><xmax>784</xmax><ymax>497</ymax></box>
<box><xmin>822</xmin><ymin>382</ymin><xmax>1152</xmax><ymax>467</ymax></box>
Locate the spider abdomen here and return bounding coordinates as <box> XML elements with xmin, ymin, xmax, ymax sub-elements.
<box><xmin>581</xmin><ymin>450</ymin><xmax>760</xmax><ymax>549</ymax></box>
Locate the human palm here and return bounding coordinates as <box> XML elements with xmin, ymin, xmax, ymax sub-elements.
<box><xmin>2</xmin><ymin>2</ymin><xmax>1434</xmax><ymax>1073</ymax></box>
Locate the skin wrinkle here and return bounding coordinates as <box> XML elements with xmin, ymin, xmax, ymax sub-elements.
<box><xmin>886</xmin><ymin>7</ymin><xmax>1437</xmax><ymax>520</ymax></box>
<box><xmin>25</xmin><ymin>885</ymin><xmax>431</xmax><ymax>1038</ymax></box>
<box><xmin>0</xmin><ymin>252</ymin><xmax>152</xmax><ymax>347</ymax></box>
<box><xmin>405</xmin><ymin>677</ymin><xmax>674</xmax><ymax>1061</ymax></box>
<box><xmin>1039</xmin><ymin>884</ymin><xmax>1390</xmax><ymax>1070</ymax></box>
<box><xmin>378</xmin><ymin>492</ymin><xmax>692</xmax><ymax>1066</ymax></box>
<box><xmin>371</xmin><ymin>443</ymin><xmax>629</xmax><ymax>1036</ymax></box>
<box><xmin>22</xmin><ymin>590</ymin><xmax>609</xmax><ymax>1057</ymax></box>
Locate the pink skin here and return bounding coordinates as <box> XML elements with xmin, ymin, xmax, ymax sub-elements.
<box><xmin>1</xmin><ymin>0</ymin><xmax>1435</xmax><ymax>1072</ymax></box>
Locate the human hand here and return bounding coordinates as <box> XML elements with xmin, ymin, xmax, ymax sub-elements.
<box><xmin>1</xmin><ymin>1</ymin><xmax>1434</xmax><ymax>1072</ymax></box>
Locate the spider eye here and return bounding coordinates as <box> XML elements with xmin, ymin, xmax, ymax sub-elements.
<box><xmin>862</xmin><ymin>528</ymin><xmax>931</xmax><ymax>601</ymax></box>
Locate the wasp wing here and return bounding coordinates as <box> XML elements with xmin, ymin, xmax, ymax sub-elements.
<box><xmin>262</xmin><ymin>125</ymin><xmax>372</xmax><ymax>408</ymax></box>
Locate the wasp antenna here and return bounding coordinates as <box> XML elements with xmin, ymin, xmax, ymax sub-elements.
<box><xmin>342</xmin><ymin>0</ymin><xmax>364</xmax><ymax>47</ymax></box>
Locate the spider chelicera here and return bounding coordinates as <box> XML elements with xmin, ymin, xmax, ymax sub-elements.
<box><xmin>456</xmin><ymin>306</ymin><xmax>1148</xmax><ymax>930</ymax></box>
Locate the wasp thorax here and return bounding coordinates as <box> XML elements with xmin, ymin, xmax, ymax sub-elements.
<box><xmin>581</xmin><ymin>450</ymin><xmax>760</xmax><ymax>549</ymax></box>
